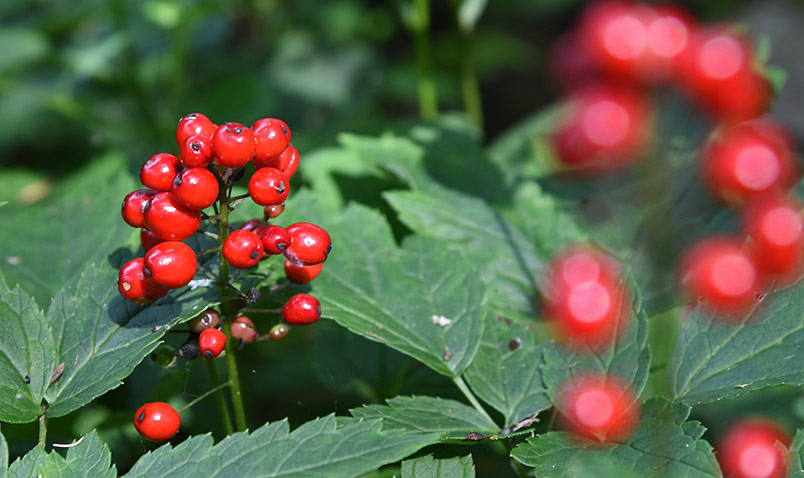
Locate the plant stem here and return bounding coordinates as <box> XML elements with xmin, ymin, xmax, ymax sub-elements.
<box><xmin>177</xmin><ymin>378</ymin><xmax>233</xmax><ymax>415</ymax></box>
<box><xmin>453</xmin><ymin>376</ymin><xmax>497</xmax><ymax>428</ymax></box>
<box><xmin>205</xmin><ymin>360</ymin><xmax>234</xmax><ymax>435</ymax></box>
<box><xmin>412</xmin><ymin>0</ymin><xmax>437</xmax><ymax>120</ymax></box>
<box><xmin>38</xmin><ymin>413</ymin><xmax>46</xmax><ymax>450</ymax></box>
<box><xmin>239</xmin><ymin>307</ymin><xmax>282</xmax><ymax>314</ymax></box>
<box><xmin>459</xmin><ymin>28</ymin><xmax>484</xmax><ymax>133</ymax></box>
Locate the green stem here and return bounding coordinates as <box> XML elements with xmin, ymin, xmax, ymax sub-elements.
<box><xmin>412</xmin><ymin>0</ymin><xmax>437</xmax><ymax>120</ymax></box>
<box><xmin>177</xmin><ymin>379</ymin><xmax>232</xmax><ymax>415</ymax></box>
<box><xmin>38</xmin><ymin>413</ymin><xmax>46</xmax><ymax>450</ymax></box>
<box><xmin>205</xmin><ymin>360</ymin><xmax>234</xmax><ymax>435</ymax></box>
<box><xmin>458</xmin><ymin>28</ymin><xmax>483</xmax><ymax>133</ymax></box>
<box><xmin>453</xmin><ymin>376</ymin><xmax>497</xmax><ymax>428</ymax></box>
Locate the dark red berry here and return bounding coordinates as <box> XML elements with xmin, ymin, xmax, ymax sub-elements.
<box><xmin>134</xmin><ymin>402</ymin><xmax>181</xmax><ymax>442</ymax></box>
<box><xmin>140</xmin><ymin>153</ymin><xmax>182</xmax><ymax>192</ymax></box>
<box><xmin>260</xmin><ymin>225</ymin><xmax>291</xmax><ymax>255</ymax></box>
<box><xmin>264</xmin><ymin>204</ymin><xmax>284</xmax><ymax>219</ymax></box>
<box><xmin>284</xmin><ymin>222</ymin><xmax>331</xmax><ymax>266</ymax></box>
<box><xmin>176</xmin><ymin>113</ymin><xmax>216</xmax><ymax>147</ymax></box>
<box><xmin>118</xmin><ymin>258</ymin><xmax>168</xmax><ymax>304</ymax></box>
<box><xmin>199</xmin><ymin>328</ymin><xmax>226</xmax><ymax>358</ymax></box>
<box><xmin>188</xmin><ymin>309</ymin><xmax>221</xmax><ymax>333</ymax></box>
<box><xmin>143</xmin><ymin>192</ymin><xmax>201</xmax><ymax>241</ymax></box>
<box><xmin>281</xmin><ymin>293</ymin><xmax>321</xmax><ymax>325</ymax></box>
<box><xmin>140</xmin><ymin>228</ymin><xmax>164</xmax><ymax>252</ymax></box>
<box><xmin>275</xmin><ymin>144</ymin><xmax>299</xmax><ymax>180</ymax></box>
<box><xmin>222</xmin><ymin>229</ymin><xmax>263</xmax><ymax>269</ymax></box>
<box><xmin>284</xmin><ymin>259</ymin><xmax>323</xmax><ymax>284</ymax></box>
<box><xmin>743</xmin><ymin>194</ymin><xmax>804</xmax><ymax>284</ymax></box>
<box><xmin>143</xmin><ymin>241</ymin><xmax>197</xmax><ymax>289</ymax></box>
<box><xmin>248</xmin><ymin>167</ymin><xmax>289</xmax><ymax>206</ymax></box>
<box><xmin>212</xmin><ymin>122</ymin><xmax>255</xmax><ymax>168</ymax></box>
<box><xmin>231</xmin><ymin>316</ymin><xmax>258</xmax><ymax>343</ymax></box>
<box><xmin>171</xmin><ymin>167</ymin><xmax>219</xmax><ymax>210</ymax></box>
<box><xmin>268</xmin><ymin>323</ymin><xmax>288</xmax><ymax>341</ymax></box>
<box><xmin>252</xmin><ymin>118</ymin><xmax>291</xmax><ymax>166</ymax></box>
<box><xmin>179</xmin><ymin>134</ymin><xmax>213</xmax><ymax>168</ymax></box>
<box><xmin>122</xmin><ymin>190</ymin><xmax>155</xmax><ymax>228</ymax></box>
<box><xmin>239</xmin><ymin>219</ymin><xmax>262</xmax><ymax>232</ymax></box>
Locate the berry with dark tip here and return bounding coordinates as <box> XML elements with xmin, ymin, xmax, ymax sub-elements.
<box><xmin>199</xmin><ymin>328</ymin><xmax>226</xmax><ymax>358</ymax></box>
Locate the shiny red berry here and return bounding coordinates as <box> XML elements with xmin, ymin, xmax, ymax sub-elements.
<box><xmin>239</xmin><ymin>219</ymin><xmax>262</xmax><ymax>232</ymax></box>
<box><xmin>679</xmin><ymin>237</ymin><xmax>763</xmax><ymax>317</ymax></box>
<box><xmin>179</xmin><ymin>134</ymin><xmax>213</xmax><ymax>168</ymax></box>
<box><xmin>284</xmin><ymin>222</ymin><xmax>331</xmax><ymax>266</ymax></box>
<box><xmin>231</xmin><ymin>316</ymin><xmax>258</xmax><ymax>343</ymax></box>
<box><xmin>140</xmin><ymin>228</ymin><xmax>164</xmax><ymax>252</ymax></box>
<box><xmin>171</xmin><ymin>167</ymin><xmax>219</xmax><ymax>210</ymax></box>
<box><xmin>281</xmin><ymin>293</ymin><xmax>321</xmax><ymax>325</ymax></box>
<box><xmin>143</xmin><ymin>192</ymin><xmax>201</xmax><ymax>241</ymax></box>
<box><xmin>118</xmin><ymin>258</ymin><xmax>168</xmax><ymax>304</ymax></box>
<box><xmin>212</xmin><ymin>122</ymin><xmax>255</xmax><ymax>168</ymax></box>
<box><xmin>558</xmin><ymin>373</ymin><xmax>640</xmax><ymax>444</ymax></box>
<box><xmin>134</xmin><ymin>402</ymin><xmax>181</xmax><ymax>442</ymax></box>
<box><xmin>122</xmin><ymin>190</ymin><xmax>155</xmax><ymax>228</ymax></box>
<box><xmin>248</xmin><ymin>167</ymin><xmax>289</xmax><ymax>206</ymax></box>
<box><xmin>743</xmin><ymin>194</ymin><xmax>804</xmax><ymax>284</ymax></box>
<box><xmin>199</xmin><ymin>328</ymin><xmax>226</xmax><ymax>358</ymax></box>
<box><xmin>143</xmin><ymin>241</ymin><xmax>197</xmax><ymax>289</ymax></box>
<box><xmin>260</xmin><ymin>225</ymin><xmax>291</xmax><ymax>255</ymax></box>
<box><xmin>252</xmin><ymin>118</ymin><xmax>291</xmax><ymax>165</ymax></box>
<box><xmin>176</xmin><ymin>113</ymin><xmax>216</xmax><ymax>147</ymax></box>
<box><xmin>140</xmin><ymin>153</ymin><xmax>182</xmax><ymax>192</ymax></box>
<box><xmin>284</xmin><ymin>260</ymin><xmax>323</xmax><ymax>284</ymax></box>
<box><xmin>275</xmin><ymin>144</ymin><xmax>299</xmax><ymax>180</ymax></box>
<box><xmin>717</xmin><ymin>419</ymin><xmax>790</xmax><ymax>478</ymax></box>
<box><xmin>264</xmin><ymin>204</ymin><xmax>285</xmax><ymax>219</ymax></box>
<box><xmin>222</xmin><ymin>229</ymin><xmax>263</xmax><ymax>269</ymax></box>
<box><xmin>188</xmin><ymin>309</ymin><xmax>221</xmax><ymax>333</ymax></box>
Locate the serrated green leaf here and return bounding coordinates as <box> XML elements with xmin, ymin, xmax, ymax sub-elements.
<box><xmin>124</xmin><ymin>416</ymin><xmax>441</xmax><ymax>478</ymax></box>
<box><xmin>7</xmin><ymin>446</ymin><xmax>49</xmax><ymax>478</ymax></box>
<box><xmin>789</xmin><ymin>429</ymin><xmax>804</xmax><ymax>478</ymax></box>
<box><xmin>669</xmin><ymin>280</ymin><xmax>804</xmax><ymax>405</ymax></box>
<box><xmin>350</xmin><ymin>395</ymin><xmax>498</xmax><ymax>437</ymax></box>
<box><xmin>299</xmin><ymin>146</ymin><xmax>380</xmax><ymax>210</ymax></box>
<box><xmin>6</xmin><ymin>431</ymin><xmax>114</xmax><ymax>478</ymax></box>
<box><xmin>464</xmin><ymin>315</ymin><xmax>551</xmax><ymax>428</ymax></box>
<box><xmin>401</xmin><ymin>454</ymin><xmax>474</xmax><ymax>478</ymax></box>
<box><xmin>486</xmin><ymin>106</ymin><xmax>562</xmax><ymax>183</ymax></box>
<box><xmin>0</xmin><ymin>154</ymin><xmax>136</xmax><ymax>308</ymax></box>
<box><xmin>0</xmin><ymin>430</ymin><xmax>7</xmax><ymax>478</ymax></box>
<box><xmin>511</xmin><ymin>399</ymin><xmax>721</xmax><ymax>478</ymax></box>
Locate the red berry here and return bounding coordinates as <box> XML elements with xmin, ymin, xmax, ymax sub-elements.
<box><xmin>171</xmin><ymin>167</ymin><xmax>219</xmax><ymax>210</ymax></box>
<box><xmin>743</xmin><ymin>194</ymin><xmax>804</xmax><ymax>284</ymax></box>
<box><xmin>542</xmin><ymin>246</ymin><xmax>631</xmax><ymax>349</ymax></box>
<box><xmin>188</xmin><ymin>309</ymin><xmax>221</xmax><ymax>333</ymax></box>
<box><xmin>231</xmin><ymin>316</ymin><xmax>258</xmax><ymax>343</ymax></box>
<box><xmin>118</xmin><ymin>258</ymin><xmax>168</xmax><ymax>304</ymax></box>
<box><xmin>212</xmin><ymin>122</ymin><xmax>255</xmax><ymax>168</ymax></box>
<box><xmin>179</xmin><ymin>134</ymin><xmax>213</xmax><ymax>168</ymax></box>
<box><xmin>252</xmin><ymin>118</ymin><xmax>291</xmax><ymax>165</ymax></box>
<box><xmin>557</xmin><ymin>373</ymin><xmax>640</xmax><ymax>444</ymax></box>
<box><xmin>143</xmin><ymin>241</ymin><xmax>197</xmax><ymax>289</ymax></box>
<box><xmin>264</xmin><ymin>204</ymin><xmax>285</xmax><ymax>219</ymax></box>
<box><xmin>239</xmin><ymin>219</ymin><xmax>262</xmax><ymax>232</ymax></box>
<box><xmin>701</xmin><ymin>120</ymin><xmax>798</xmax><ymax>206</ymax></box>
<box><xmin>284</xmin><ymin>260</ymin><xmax>323</xmax><ymax>284</ymax></box>
<box><xmin>549</xmin><ymin>30</ymin><xmax>598</xmax><ymax>92</ymax></box>
<box><xmin>222</xmin><ymin>229</ymin><xmax>263</xmax><ymax>269</ymax></box>
<box><xmin>122</xmin><ymin>190</ymin><xmax>155</xmax><ymax>228</ymax></box>
<box><xmin>554</xmin><ymin>84</ymin><xmax>650</xmax><ymax>173</ymax></box>
<box><xmin>717</xmin><ymin>419</ymin><xmax>790</xmax><ymax>478</ymax></box>
<box><xmin>140</xmin><ymin>153</ymin><xmax>182</xmax><ymax>192</ymax></box>
<box><xmin>679</xmin><ymin>237</ymin><xmax>763</xmax><ymax>317</ymax></box>
<box><xmin>248</xmin><ymin>167</ymin><xmax>290</xmax><ymax>206</ymax></box>
<box><xmin>275</xmin><ymin>144</ymin><xmax>299</xmax><ymax>180</ymax></box>
<box><xmin>140</xmin><ymin>228</ymin><xmax>164</xmax><ymax>252</ymax></box>
<box><xmin>281</xmin><ymin>293</ymin><xmax>322</xmax><ymax>325</ymax></box>
<box><xmin>176</xmin><ymin>113</ymin><xmax>216</xmax><ymax>147</ymax></box>
<box><xmin>134</xmin><ymin>402</ymin><xmax>181</xmax><ymax>442</ymax></box>
<box><xmin>260</xmin><ymin>225</ymin><xmax>291</xmax><ymax>255</ymax></box>
<box><xmin>283</xmin><ymin>222</ymin><xmax>331</xmax><ymax>266</ymax></box>
<box><xmin>199</xmin><ymin>328</ymin><xmax>226</xmax><ymax>358</ymax></box>
<box><xmin>143</xmin><ymin>192</ymin><xmax>201</xmax><ymax>241</ymax></box>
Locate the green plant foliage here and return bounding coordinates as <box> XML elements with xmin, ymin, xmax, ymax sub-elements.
<box><xmin>401</xmin><ymin>454</ymin><xmax>475</xmax><ymax>478</ymax></box>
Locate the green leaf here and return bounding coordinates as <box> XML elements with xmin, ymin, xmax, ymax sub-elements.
<box><xmin>0</xmin><ymin>272</ymin><xmax>56</xmax><ymax>422</ymax></box>
<box><xmin>0</xmin><ymin>154</ymin><xmax>136</xmax><ymax>308</ymax></box>
<box><xmin>350</xmin><ymin>396</ymin><xmax>498</xmax><ymax>437</ymax></box>
<box><xmin>0</xmin><ymin>28</ymin><xmax>49</xmax><ymax>72</ymax></box>
<box><xmin>6</xmin><ymin>431</ymin><xmax>115</xmax><ymax>478</ymax></box>
<box><xmin>309</xmin><ymin>204</ymin><xmax>486</xmax><ymax>378</ymax></box>
<box><xmin>789</xmin><ymin>429</ymin><xmax>804</xmax><ymax>478</ymax></box>
<box><xmin>298</xmin><ymin>146</ymin><xmax>379</xmax><ymax>210</ymax></box>
<box><xmin>511</xmin><ymin>399</ymin><xmax>721</xmax><ymax>478</ymax></box>
<box><xmin>401</xmin><ymin>454</ymin><xmax>475</xmax><ymax>478</ymax></box>
<box><xmin>486</xmin><ymin>106</ymin><xmax>562</xmax><ymax>183</ymax></box>
<box><xmin>123</xmin><ymin>416</ymin><xmax>441</xmax><ymax>478</ymax></box>
<box><xmin>463</xmin><ymin>315</ymin><xmax>551</xmax><ymax>428</ymax></box>
<box><xmin>669</xmin><ymin>280</ymin><xmax>804</xmax><ymax>405</ymax></box>
<box><xmin>0</xmin><ymin>430</ymin><xmax>7</xmax><ymax>478</ymax></box>
<box><xmin>7</xmin><ymin>446</ymin><xmax>49</xmax><ymax>478</ymax></box>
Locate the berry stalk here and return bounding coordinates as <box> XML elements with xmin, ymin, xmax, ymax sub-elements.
<box><xmin>38</xmin><ymin>412</ymin><xmax>47</xmax><ymax>450</ymax></box>
<box><xmin>452</xmin><ymin>376</ymin><xmax>497</xmax><ymax>429</ymax></box>
<box><xmin>206</xmin><ymin>356</ymin><xmax>234</xmax><ymax>435</ymax></box>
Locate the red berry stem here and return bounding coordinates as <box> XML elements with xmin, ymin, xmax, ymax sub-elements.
<box><xmin>175</xmin><ymin>379</ymin><xmax>233</xmax><ymax>415</ymax></box>
<box><xmin>452</xmin><ymin>376</ymin><xmax>497</xmax><ymax>429</ymax></box>
<box><xmin>239</xmin><ymin>307</ymin><xmax>282</xmax><ymax>314</ymax></box>
<box><xmin>205</xmin><ymin>358</ymin><xmax>234</xmax><ymax>435</ymax></box>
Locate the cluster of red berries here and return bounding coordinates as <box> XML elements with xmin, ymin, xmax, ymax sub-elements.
<box><xmin>120</xmin><ymin>113</ymin><xmax>331</xmax><ymax>442</ymax></box>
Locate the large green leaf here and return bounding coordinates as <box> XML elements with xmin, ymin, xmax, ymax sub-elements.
<box><xmin>350</xmin><ymin>396</ymin><xmax>498</xmax><ymax>437</ymax></box>
<box><xmin>789</xmin><ymin>429</ymin><xmax>804</xmax><ymax>478</ymax></box>
<box><xmin>669</xmin><ymin>280</ymin><xmax>804</xmax><ymax>405</ymax></box>
<box><xmin>401</xmin><ymin>454</ymin><xmax>474</xmax><ymax>478</ymax></box>
<box><xmin>6</xmin><ymin>431</ymin><xmax>115</xmax><ymax>478</ymax></box>
<box><xmin>123</xmin><ymin>416</ymin><xmax>440</xmax><ymax>478</ymax></box>
<box><xmin>463</xmin><ymin>315</ymin><xmax>551</xmax><ymax>429</ymax></box>
<box><xmin>510</xmin><ymin>399</ymin><xmax>721</xmax><ymax>478</ymax></box>
<box><xmin>0</xmin><ymin>430</ymin><xmax>7</xmax><ymax>478</ymax></box>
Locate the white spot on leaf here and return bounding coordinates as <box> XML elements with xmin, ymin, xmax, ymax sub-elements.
<box><xmin>431</xmin><ymin>315</ymin><xmax>452</xmax><ymax>327</ymax></box>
